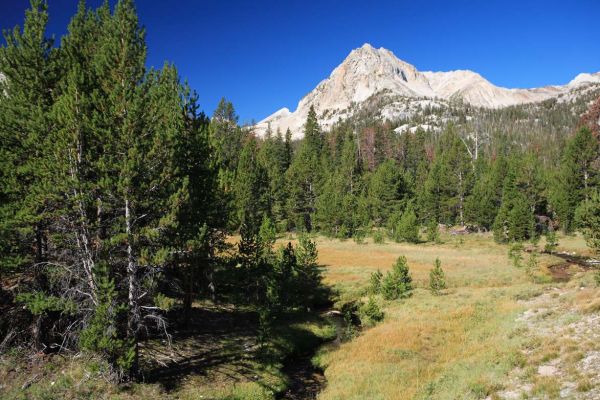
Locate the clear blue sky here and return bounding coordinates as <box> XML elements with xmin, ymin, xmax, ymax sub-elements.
<box><xmin>2</xmin><ymin>0</ymin><xmax>600</xmax><ymax>124</ymax></box>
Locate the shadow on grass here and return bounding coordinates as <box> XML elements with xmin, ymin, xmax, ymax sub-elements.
<box><xmin>141</xmin><ymin>306</ymin><xmax>282</xmax><ymax>393</ymax></box>
<box><xmin>140</xmin><ymin>305</ymin><xmax>337</xmax><ymax>398</ymax></box>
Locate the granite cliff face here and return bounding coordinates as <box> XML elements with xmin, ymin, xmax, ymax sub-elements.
<box><xmin>255</xmin><ymin>43</ymin><xmax>600</xmax><ymax>138</ymax></box>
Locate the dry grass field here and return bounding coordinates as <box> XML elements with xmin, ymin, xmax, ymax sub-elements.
<box><xmin>307</xmin><ymin>233</ymin><xmax>600</xmax><ymax>400</ymax></box>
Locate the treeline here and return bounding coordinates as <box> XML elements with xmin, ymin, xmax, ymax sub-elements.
<box><xmin>0</xmin><ymin>0</ymin><xmax>323</xmax><ymax>380</ymax></box>
<box><xmin>222</xmin><ymin>102</ymin><xmax>598</xmax><ymax>244</ymax></box>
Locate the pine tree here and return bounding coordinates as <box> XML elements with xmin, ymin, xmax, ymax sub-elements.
<box><xmin>210</xmin><ymin>98</ymin><xmax>245</xmax><ymax>229</ymax></box>
<box><xmin>426</xmin><ymin>220</ymin><xmax>440</xmax><ymax>243</ymax></box>
<box><xmin>429</xmin><ymin>258</ymin><xmax>446</xmax><ymax>295</ymax></box>
<box><xmin>437</xmin><ymin>129</ymin><xmax>473</xmax><ymax>226</ymax></box>
<box><xmin>234</xmin><ymin>137</ymin><xmax>270</xmax><ymax>233</ymax></box>
<box><xmin>395</xmin><ymin>206</ymin><xmax>420</xmax><ymax>243</ymax></box>
<box><xmin>577</xmin><ymin>190</ymin><xmax>600</xmax><ymax>254</ymax></box>
<box><xmin>259</xmin><ymin>215</ymin><xmax>277</xmax><ymax>256</ymax></box>
<box><xmin>369</xmin><ymin>269</ymin><xmax>383</xmax><ymax>294</ymax></box>
<box><xmin>295</xmin><ymin>234</ymin><xmax>322</xmax><ymax>309</ymax></box>
<box><xmin>493</xmin><ymin>157</ymin><xmax>536</xmax><ymax>242</ymax></box>
<box><xmin>381</xmin><ymin>256</ymin><xmax>413</xmax><ymax>300</ymax></box>
<box><xmin>418</xmin><ymin>160</ymin><xmax>443</xmax><ymax>224</ymax></box>
<box><xmin>286</xmin><ymin>111</ymin><xmax>322</xmax><ymax>232</ymax></box>
<box><xmin>315</xmin><ymin>132</ymin><xmax>361</xmax><ymax>237</ymax></box>
<box><xmin>465</xmin><ymin>157</ymin><xmax>506</xmax><ymax>230</ymax></box>
<box><xmin>544</xmin><ymin>229</ymin><xmax>559</xmax><ymax>254</ymax></box>
<box><xmin>367</xmin><ymin>159</ymin><xmax>405</xmax><ymax>227</ymax></box>
<box><xmin>0</xmin><ymin>0</ymin><xmax>57</xmax><ymax>279</ymax></box>
<box><xmin>304</xmin><ymin>105</ymin><xmax>322</xmax><ymax>153</ymax></box>
<box><xmin>359</xmin><ymin>296</ymin><xmax>384</xmax><ymax>326</ymax></box>
<box><xmin>258</xmin><ymin>129</ymin><xmax>290</xmax><ymax>231</ymax></box>
<box><xmin>552</xmin><ymin>127</ymin><xmax>598</xmax><ymax>233</ymax></box>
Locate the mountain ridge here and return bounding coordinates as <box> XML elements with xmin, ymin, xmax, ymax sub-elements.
<box><xmin>256</xmin><ymin>43</ymin><xmax>600</xmax><ymax>138</ymax></box>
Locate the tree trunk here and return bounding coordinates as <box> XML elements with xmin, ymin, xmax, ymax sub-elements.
<box><xmin>183</xmin><ymin>257</ymin><xmax>193</xmax><ymax>327</ymax></box>
<box><xmin>125</xmin><ymin>197</ymin><xmax>139</xmax><ymax>378</ymax></box>
<box><xmin>458</xmin><ymin>171</ymin><xmax>465</xmax><ymax>227</ymax></box>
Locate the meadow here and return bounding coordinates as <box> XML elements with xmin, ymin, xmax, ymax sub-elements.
<box><xmin>313</xmin><ymin>233</ymin><xmax>599</xmax><ymax>400</ymax></box>
<box><xmin>1</xmin><ymin>232</ymin><xmax>598</xmax><ymax>400</ymax></box>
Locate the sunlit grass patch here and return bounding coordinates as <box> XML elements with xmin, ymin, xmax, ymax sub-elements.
<box><xmin>318</xmin><ymin>286</ymin><xmax>527</xmax><ymax>400</ymax></box>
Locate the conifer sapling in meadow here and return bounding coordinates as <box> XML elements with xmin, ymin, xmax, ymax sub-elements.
<box><xmin>544</xmin><ymin>229</ymin><xmax>558</xmax><ymax>254</ymax></box>
<box><xmin>359</xmin><ymin>296</ymin><xmax>384</xmax><ymax>327</ymax></box>
<box><xmin>429</xmin><ymin>258</ymin><xmax>447</xmax><ymax>295</ymax></box>
<box><xmin>381</xmin><ymin>256</ymin><xmax>413</xmax><ymax>300</ymax></box>
<box><xmin>369</xmin><ymin>269</ymin><xmax>383</xmax><ymax>294</ymax></box>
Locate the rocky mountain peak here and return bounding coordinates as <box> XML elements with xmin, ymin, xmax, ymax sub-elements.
<box><xmin>255</xmin><ymin>45</ymin><xmax>600</xmax><ymax>138</ymax></box>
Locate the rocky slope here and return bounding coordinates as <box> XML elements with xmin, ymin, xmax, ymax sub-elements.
<box><xmin>255</xmin><ymin>43</ymin><xmax>600</xmax><ymax>138</ymax></box>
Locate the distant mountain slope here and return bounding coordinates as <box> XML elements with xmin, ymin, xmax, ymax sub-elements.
<box><xmin>255</xmin><ymin>43</ymin><xmax>600</xmax><ymax>138</ymax></box>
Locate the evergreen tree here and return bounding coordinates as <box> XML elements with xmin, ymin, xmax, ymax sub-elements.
<box><xmin>429</xmin><ymin>258</ymin><xmax>447</xmax><ymax>295</ymax></box>
<box><xmin>210</xmin><ymin>98</ymin><xmax>245</xmax><ymax>229</ymax></box>
<box><xmin>258</xmin><ymin>215</ymin><xmax>277</xmax><ymax>256</ymax></box>
<box><xmin>418</xmin><ymin>160</ymin><xmax>443</xmax><ymax>224</ymax></box>
<box><xmin>286</xmin><ymin>111</ymin><xmax>323</xmax><ymax>231</ymax></box>
<box><xmin>552</xmin><ymin>127</ymin><xmax>598</xmax><ymax>233</ymax></box>
<box><xmin>234</xmin><ymin>137</ymin><xmax>270</xmax><ymax>233</ymax></box>
<box><xmin>437</xmin><ymin>128</ymin><xmax>473</xmax><ymax>225</ymax></box>
<box><xmin>315</xmin><ymin>132</ymin><xmax>361</xmax><ymax>236</ymax></box>
<box><xmin>295</xmin><ymin>234</ymin><xmax>322</xmax><ymax>309</ymax></box>
<box><xmin>381</xmin><ymin>256</ymin><xmax>413</xmax><ymax>300</ymax></box>
<box><xmin>259</xmin><ymin>129</ymin><xmax>290</xmax><ymax>230</ymax></box>
<box><xmin>426</xmin><ymin>220</ymin><xmax>440</xmax><ymax>243</ymax></box>
<box><xmin>394</xmin><ymin>206</ymin><xmax>420</xmax><ymax>243</ymax></box>
<box><xmin>493</xmin><ymin>158</ymin><xmax>536</xmax><ymax>242</ymax></box>
<box><xmin>367</xmin><ymin>159</ymin><xmax>406</xmax><ymax>227</ymax></box>
<box><xmin>0</xmin><ymin>0</ymin><xmax>57</xmax><ymax>278</ymax></box>
<box><xmin>465</xmin><ymin>157</ymin><xmax>506</xmax><ymax>230</ymax></box>
<box><xmin>369</xmin><ymin>269</ymin><xmax>383</xmax><ymax>294</ymax></box>
<box><xmin>577</xmin><ymin>190</ymin><xmax>600</xmax><ymax>254</ymax></box>
<box><xmin>544</xmin><ymin>229</ymin><xmax>559</xmax><ymax>254</ymax></box>
<box><xmin>359</xmin><ymin>296</ymin><xmax>384</xmax><ymax>326</ymax></box>
<box><xmin>304</xmin><ymin>105</ymin><xmax>322</xmax><ymax>153</ymax></box>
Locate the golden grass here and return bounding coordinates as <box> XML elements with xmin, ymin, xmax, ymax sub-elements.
<box><xmin>275</xmin><ymin>233</ymin><xmax>528</xmax><ymax>292</ymax></box>
<box><xmin>304</xmin><ymin>233</ymin><xmax>545</xmax><ymax>400</ymax></box>
<box><xmin>318</xmin><ymin>286</ymin><xmax>528</xmax><ymax>399</ymax></box>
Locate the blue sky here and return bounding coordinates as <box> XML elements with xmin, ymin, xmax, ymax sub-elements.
<box><xmin>2</xmin><ymin>0</ymin><xmax>600</xmax><ymax>124</ymax></box>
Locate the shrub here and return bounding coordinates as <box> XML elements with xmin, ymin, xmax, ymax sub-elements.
<box><xmin>373</xmin><ymin>229</ymin><xmax>385</xmax><ymax>244</ymax></box>
<box><xmin>429</xmin><ymin>258</ymin><xmax>447</xmax><ymax>295</ymax></box>
<box><xmin>526</xmin><ymin>251</ymin><xmax>539</xmax><ymax>277</ymax></box>
<box><xmin>381</xmin><ymin>256</ymin><xmax>413</xmax><ymax>300</ymax></box>
<box><xmin>353</xmin><ymin>228</ymin><xmax>366</xmax><ymax>244</ymax></box>
<box><xmin>359</xmin><ymin>296</ymin><xmax>384</xmax><ymax>326</ymax></box>
<box><xmin>508</xmin><ymin>242</ymin><xmax>524</xmax><ymax>268</ymax></box>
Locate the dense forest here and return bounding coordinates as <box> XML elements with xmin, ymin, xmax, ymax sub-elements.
<box><xmin>1</xmin><ymin>0</ymin><xmax>600</xmax><ymax>388</ymax></box>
